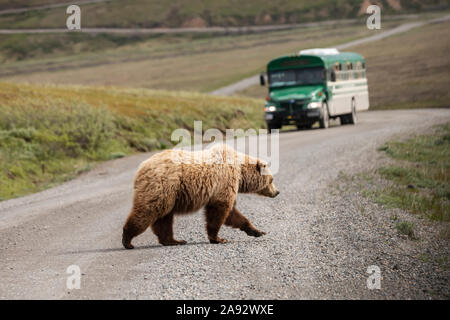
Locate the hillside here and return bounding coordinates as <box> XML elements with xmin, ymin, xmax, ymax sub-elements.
<box><xmin>0</xmin><ymin>20</ymin><xmax>402</xmax><ymax>91</ymax></box>
<box><xmin>238</xmin><ymin>18</ymin><xmax>450</xmax><ymax>110</ymax></box>
<box><xmin>0</xmin><ymin>0</ymin><xmax>449</xmax><ymax>28</ymax></box>
<box><xmin>0</xmin><ymin>82</ymin><xmax>263</xmax><ymax>200</ymax></box>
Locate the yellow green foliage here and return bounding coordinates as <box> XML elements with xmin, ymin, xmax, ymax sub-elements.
<box><xmin>0</xmin><ymin>82</ymin><xmax>264</xmax><ymax>200</ymax></box>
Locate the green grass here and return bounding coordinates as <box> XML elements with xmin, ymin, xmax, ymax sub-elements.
<box><xmin>395</xmin><ymin>220</ymin><xmax>416</xmax><ymax>239</ymax></box>
<box><xmin>1</xmin><ymin>0</ymin><xmax>448</xmax><ymax>28</ymax></box>
<box><xmin>0</xmin><ymin>82</ymin><xmax>265</xmax><ymax>200</ymax></box>
<box><xmin>0</xmin><ymin>32</ymin><xmax>163</xmax><ymax>63</ymax></box>
<box><xmin>373</xmin><ymin>123</ymin><xmax>450</xmax><ymax>222</ymax></box>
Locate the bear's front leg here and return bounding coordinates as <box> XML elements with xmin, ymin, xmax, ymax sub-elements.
<box><xmin>204</xmin><ymin>202</ymin><xmax>232</xmax><ymax>244</ymax></box>
<box><xmin>225</xmin><ymin>206</ymin><xmax>266</xmax><ymax>237</ymax></box>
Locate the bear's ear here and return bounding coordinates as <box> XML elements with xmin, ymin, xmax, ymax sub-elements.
<box><xmin>256</xmin><ymin>161</ymin><xmax>266</xmax><ymax>174</ymax></box>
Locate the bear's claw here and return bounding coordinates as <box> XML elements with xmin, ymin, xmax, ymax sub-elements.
<box><xmin>161</xmin><ymin>239</ymin><xmax>187</xmax><ymax>246</ymax></box>
<box><xmin>123</xmin><ymin>242</ymin><xmax>134</xmax><ymax>250</ymax></box>
<box><xmin>247</xmin><ymin>229</ymin><xmax>266</xmax><ymax>237</ymax></box>
<box><xmin>209</xmin><ymin>237</ymin><xmax>227</xmax><ymax>244</ymax></box>
<box><xmin>122</xmin><ymin>234</ymin><xmax>134</xmax><ymax>249</ymax></box>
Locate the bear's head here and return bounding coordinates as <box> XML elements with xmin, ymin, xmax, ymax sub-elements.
<box><xmin>239</xmin><ymin>159</ymin><xmax>279</xmax><ymax>198</ymax></box>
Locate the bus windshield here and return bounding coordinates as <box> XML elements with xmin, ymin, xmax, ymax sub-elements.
<box><xmin>269</xmin><ymin>67</ymin><xmax>325</xmax><ymax>87</ymax></box>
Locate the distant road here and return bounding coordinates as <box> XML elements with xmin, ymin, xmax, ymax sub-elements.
<box><xmin>0</xmin><ymin>0</ymin><xmax>114</xmax><ymax>15</ymax></box>
<box><xmin>209</xmin><ymin>14</ymin><xmax>450</xmax><ymax>96</ymax></box>
<box><xmin>0</xmin><ymin>19</ymin><xmax>363</xmax><ymax>34</ymax></box>
<box><xmin>0</xmin><ymin>14</ymin><xmax>424</xmax><ymax>34</ymax></box>
<box><xmin>0</xmin><ymin>24</ymin><xmax>330</xmax><ymax>34</ymax></box>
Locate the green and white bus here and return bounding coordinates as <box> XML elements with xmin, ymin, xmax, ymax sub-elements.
<box><xmin>260</xmin><ymin>48</ymin><xmax>369</xmax><ymax>130</ymax></box>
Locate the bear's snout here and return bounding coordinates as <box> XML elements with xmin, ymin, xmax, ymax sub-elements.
<box><xmin>258</xmin><ymin>182</ymin><xmax>279</xmax><ymax>198</ymax></box>
<box><xmin>270</xmin><ymin>189</ymin><xmax>280</xmax><ymax>198</ymax></box>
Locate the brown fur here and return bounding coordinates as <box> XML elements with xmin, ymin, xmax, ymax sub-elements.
<box><xmin>122</xmin><ymin>144</ymin><xmax>279</xmax><ymax>249</ymax></box>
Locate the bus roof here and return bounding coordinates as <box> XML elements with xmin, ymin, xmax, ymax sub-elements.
<box><xmin>267</xmin><ymin>51</ymin><xmax>365</xmax><ymax>71</ymax></box>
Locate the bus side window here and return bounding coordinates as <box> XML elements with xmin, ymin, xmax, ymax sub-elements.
<box><xmin>355</xmin><ymin>61</ymin><xmax>363</xmax><ymax>79</ymax></box>
<box><xmin>330</xmin><ymin>69</ymin><xmax>336</xmax><ymax>82</ymax></box>
<box><xmin>347</xmin><ymin>62</ymin><xmax>355</xmax><ymax>79</ymax></box>
<box><xmin>334</xmin><ymin>63</ymin><xmax>340</xmax><ymax>81</ymax></box>
<box><xmin>342</xmin><ymin>62</ymin><xmax>348</xmax><ymax>80</ymax></box>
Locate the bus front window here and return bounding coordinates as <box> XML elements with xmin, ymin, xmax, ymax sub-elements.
<box><xmin>269</xmin><ymin>67</ymin><xmax>325</xmax><ymax>87</ymax></box>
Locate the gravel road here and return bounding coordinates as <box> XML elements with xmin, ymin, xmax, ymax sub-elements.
<box><xmin>1</xmin><ymin>109</ymin><xmax>449</xmax><ymax>299</ymax></box>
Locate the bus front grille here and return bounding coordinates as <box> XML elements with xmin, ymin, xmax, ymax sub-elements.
<box><xmin>280</xmin><ymin>101</ymin><xmax>306</xmax><ymax>118</ymax></box>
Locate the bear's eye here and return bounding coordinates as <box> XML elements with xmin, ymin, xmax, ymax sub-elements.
<box><xmin>258</xmin><ymin>165</ymin><xmax>265</xmax><ymax>174</ymax></box>
<box><xmin>257</xmin><ymin>162</ymin><xmax>264</xmax><ymax>174</ymax></box>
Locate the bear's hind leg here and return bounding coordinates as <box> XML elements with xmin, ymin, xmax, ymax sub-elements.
<box><xmin>225</xmin><ymin>206</ymin><xmax>266</xmax><ymax>237</ymax></box>
<box><xmin>122</xmin><ymin>209</ymin><xmax>155</xmax><ymax>249</ymax></box>
<box><xmin>204</xmin><ymin>202</ymin><xmax>232</xmax><ymax>244</ymax></box>
<box><xmin>151</xmin><ymin>212</ymin><xmax>186</xmax><ymax>246</ymax></box>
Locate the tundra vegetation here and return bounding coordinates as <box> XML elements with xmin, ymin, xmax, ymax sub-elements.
<box><xmin>353</xmin><ymin>123</ymin><xmax>450</xmax><ymax>240</ymax></box>
<box><xmin>374</xmin><ymin>123</ymin><xmax>450</xmax><ymax>223</ymax></box>
<box><xmin>0</xmin><ymin>82</ymin><xmax>263</xmax><ymax>200</ymax></box>
<box><xmin>0</xmin><ymin>0</ymin><xmax>447</xmax><ymax>28</ymax></box>
<box><xmin>0</xmin><ymin>21</ymin><xmax>399</xmax><ymax>91</ymax></box>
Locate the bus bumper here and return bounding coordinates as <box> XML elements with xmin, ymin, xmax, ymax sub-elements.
<box><xmin>265</xmin><ymin>109</ymin><xmax>322</xmax><ymax>126</ymax></box>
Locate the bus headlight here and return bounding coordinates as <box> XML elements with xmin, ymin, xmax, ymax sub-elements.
<box><xmin>264</xmin><ymin>105</ymin><xmax>277</xmax><ymax>112</ymax></box>
<box><xmin>307</xmin><ymin>101</ymin><xmax>322</xmax><ymax>109</ymax></box>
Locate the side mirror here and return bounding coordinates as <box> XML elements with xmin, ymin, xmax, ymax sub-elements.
<box><xmin>331</xmin><ymin>70</ymin><xmax>336</xmax><ymax>82</ymax></box>
<box><xmin>260</xmin><ymin>73</ymin><xmax>266</xmax><ymax>86</ymax></box>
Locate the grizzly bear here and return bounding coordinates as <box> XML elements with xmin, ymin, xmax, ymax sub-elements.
<box><xmin>122</xmin><ymin>144</ymin><xmax>279</xmax><ymax>249</ymax></box>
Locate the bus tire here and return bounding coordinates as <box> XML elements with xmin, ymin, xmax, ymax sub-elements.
<box><xmin>267</xmin><ymin>122</ymin><xmax>281</xmax><ymax>132</ymax></box>
<box><xmin>319</xmin><ymin>102</ymin><xmax>329</xmax><ymax>129</ymax></box>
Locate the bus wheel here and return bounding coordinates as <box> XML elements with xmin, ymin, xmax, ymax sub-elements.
<box><xmin>268</xmin><ymin>122</ymin><xmax>281</xmax><ymax>132</ymax></box>
<box><xmin>319</xmin><ymin>102</ymin><xmax>329</xmax><ymax>129</ymax></box>
<box><xmin>348</xmin><ymin>99</ymin><xmax>357</xmax><ymax>125</ymax></box>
